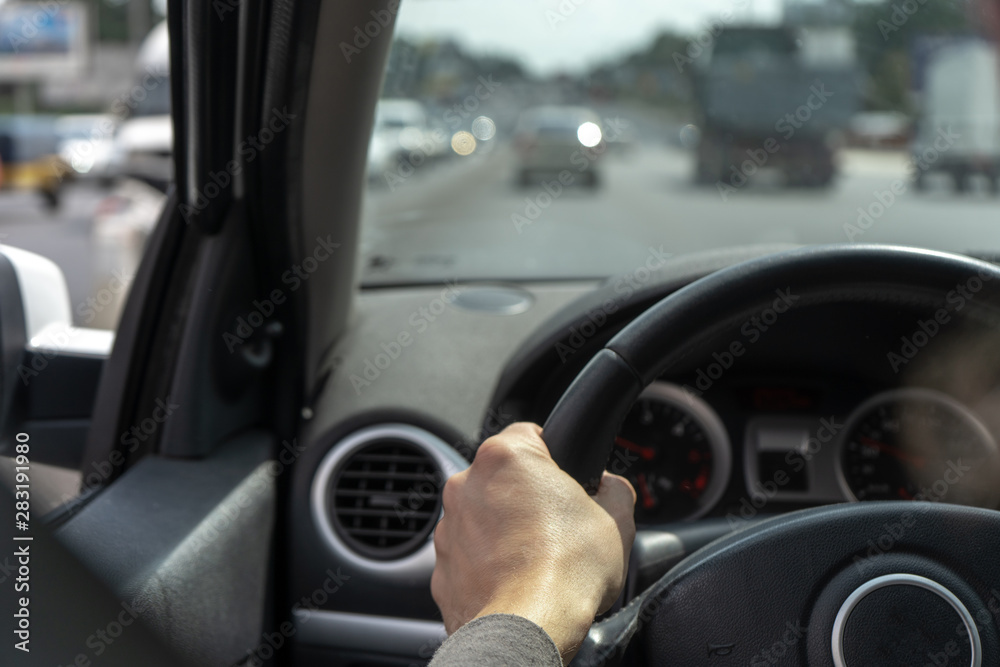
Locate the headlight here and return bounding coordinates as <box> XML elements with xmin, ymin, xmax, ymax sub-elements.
<box><xmin>577</xmin><ymin>121</ymin><xmax>602</xmax><ymax>148</ymax></box>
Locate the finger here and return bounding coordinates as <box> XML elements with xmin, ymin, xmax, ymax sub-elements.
<box><xmin>594</xmin><ymin>471</ymin><xmax>637</xmax><ymax>519</ymax></box>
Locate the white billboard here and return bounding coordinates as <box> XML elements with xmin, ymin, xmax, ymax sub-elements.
<box><xmin>0</xmin><ymin>2</ymin><xmax>88</xmax><ymax>81</ymax></box>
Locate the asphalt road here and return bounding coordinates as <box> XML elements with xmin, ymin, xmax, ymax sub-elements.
<box><xmin>0</xmin><ymin>143</ymin><xmax>997</xmax><ymax>331</ymax></box>
<box><xmin>360</xmin><ymin>143</ymin><xmax>1000</xmax><ymax>285</ymax></box>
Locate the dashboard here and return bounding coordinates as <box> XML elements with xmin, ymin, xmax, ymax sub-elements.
<box><xmin>289</xmin><ymin>246</ymin><xmax>1000</xmax><ymax>666</ymax></box>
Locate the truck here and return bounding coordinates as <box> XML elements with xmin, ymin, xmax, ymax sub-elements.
<box><xmin>911</xmin><ymin>39</ymin><xmax>1000</xmax><ymax>194</ymax></box>
<box><xmin>693</xmin><ymin>25</ymin><xmax>859</xmax><ymax>188</ymax></box>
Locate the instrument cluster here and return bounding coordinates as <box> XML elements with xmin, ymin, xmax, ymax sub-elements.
<box><xmin>616</xmin><ymin>382</ymin><xmax>1000</xmax><ymax>524</ymax></box>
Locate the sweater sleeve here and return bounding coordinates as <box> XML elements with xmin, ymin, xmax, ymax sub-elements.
<box><xmin>428</xmin><ymin>614</ymin><xmax>563</xmax><ymax>667</ymax></box>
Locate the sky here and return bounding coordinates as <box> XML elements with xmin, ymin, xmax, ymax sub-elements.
<box><xmin>396</xmin><ymin>0</ymin><xmax>785</xmax><ymax>75</ymax></box>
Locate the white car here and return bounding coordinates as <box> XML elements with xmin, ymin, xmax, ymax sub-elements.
<box><xmin>56</xmin><ymin>114</ymin><xmax>117</xmax><ymax>182</ymax></box>
<box><xmin>107</xmin><ymin>21</ymin><xmax>172</xmax><ymax>189</ymax></box>
<box><xmin>366</xmin><ymin>99</ymin><xmax>448</xmax><ymax>183</ymax></box>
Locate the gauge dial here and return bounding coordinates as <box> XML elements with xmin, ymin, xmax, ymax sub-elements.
<box><xmin>613</xmin><ymin>383</ymin><xmax>731</xmax><ymax>523</ymax></box>
<box><xmin>838</xmin><ymin>388</ymin><xmax>1000</xmax><ymax>508</ymax></box>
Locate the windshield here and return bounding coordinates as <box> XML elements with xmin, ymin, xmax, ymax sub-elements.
<box><xmin>360</xmin><ymin>0</ymin><xmax>1000</xmax><ymax>285</ymax></box>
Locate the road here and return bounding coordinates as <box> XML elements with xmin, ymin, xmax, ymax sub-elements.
<box><xmin>0</xmin><ymin>142</ymin><xmax>997</xmax><ymax>331</ymax></box>
<box><xmin>360</xmin><ymin>143</ymin><xmax>1000</xmax><ymax>285</ymax></box>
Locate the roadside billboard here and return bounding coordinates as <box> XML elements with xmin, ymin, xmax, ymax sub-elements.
<box><xmin>0</xmin><ymin>2</ymin><xmax>88</xmax><ymax>81</ymax></box>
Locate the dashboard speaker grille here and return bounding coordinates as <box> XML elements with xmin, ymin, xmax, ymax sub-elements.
<box><xmin>330</xmin><ymin>440</ymin><xmax>442</xmax><ymax>561</ymax></box>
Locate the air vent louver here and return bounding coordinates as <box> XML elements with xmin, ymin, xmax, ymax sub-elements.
<box><xmin>330</xmin><ymin>440</ymin><xmax>442</xmax><ymax>561</ymax></box>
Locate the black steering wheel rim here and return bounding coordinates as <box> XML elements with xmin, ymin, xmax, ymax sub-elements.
<box><xmin>543</xmin><ymin>243</ymin><xmax>1000</xmax><ymax>492</ymax></box>
<box><xmin>540</xmin><ymin>244</ymin><xmax>1000</xmax><ymax>666</ymax></box>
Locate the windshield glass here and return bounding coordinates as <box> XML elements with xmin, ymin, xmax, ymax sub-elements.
<box><xmin>360</xmin><ymin>0</ymin><xmax>1000</xmax><ymax>285</ymax></box>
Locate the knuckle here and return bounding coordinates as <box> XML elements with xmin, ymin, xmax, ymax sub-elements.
<box><xmin>474</xmin><ymin>437</ymin><xmax>518</xmax><ymax>466</ymax></box>
<box><xmin>441</xmin><ymin>471</ymin><xmax>465</xmax><ymax>511</ymax></box>
<box><xmin>430</xmin><ymin>568</ymin><xmax>445</xmax><ymax>606</ymax></box>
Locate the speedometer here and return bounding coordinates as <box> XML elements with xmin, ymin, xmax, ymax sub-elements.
<box><xmin>613</xmin><ymin>382</ymin><xmax>731</xmax><ymax>523</ymax></box>
<box><xmin>837</xmin><ymin>388</ymin><xmax>1000</xmax><ymax>508</ymax></box>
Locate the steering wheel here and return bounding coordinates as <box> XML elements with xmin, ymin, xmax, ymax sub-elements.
<box><xmin>543</xmin><ymin>244</ymin><xmax>1000</xmax><ymax>666</ymax></box>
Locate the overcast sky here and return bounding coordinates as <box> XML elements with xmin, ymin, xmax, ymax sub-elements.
<box><xmin>397</xmin><ymin>0</ymin><xmax>785</xmax><ymax>74</ymax></box>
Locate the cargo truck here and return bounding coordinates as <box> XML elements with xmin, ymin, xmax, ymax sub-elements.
<box><xmin>693</xmin><ymin>25</ymin><xmax>859</xmax><ymax>188</ymax></box>
<box><xmin>912</xmin><ymin>39</ymin><xmax>1000</xmax><ymax>194</ymax></box>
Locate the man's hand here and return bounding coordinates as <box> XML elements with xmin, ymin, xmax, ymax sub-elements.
<box><xmin>431</xmin><ymin>423</ymin><xmax>636</xmax><ymax>664</ymax></box>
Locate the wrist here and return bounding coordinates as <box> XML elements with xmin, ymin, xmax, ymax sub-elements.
<box><xmin>473</xmin><ymin>589</ymin><xmax>598</xmax><ymax>664</ymax></box>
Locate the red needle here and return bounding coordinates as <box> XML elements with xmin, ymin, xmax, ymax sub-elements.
<box><xmin>637</xmin><ymin>473</ymin><xmax>655</xmax><ymax>509</ymax></box>
<box><xmin>615</xmin><ymin>437</ymin><xmax>655</xmax><ymax>461</ymax></box>
<box><xmin>860</xmin><ymin>436</ymin><xmax>925</xmax><ymax>468</ymax></box>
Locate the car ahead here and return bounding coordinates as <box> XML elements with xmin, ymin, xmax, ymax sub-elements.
<box><xmin>513</xmin><ymin>106</ymin><xmax>605</xmax><ymax>188</ymax></box>
<box><xmin>4</xmin><ymin>2</ymin><xmax>1000</xmax><ymax>667</ymax></box>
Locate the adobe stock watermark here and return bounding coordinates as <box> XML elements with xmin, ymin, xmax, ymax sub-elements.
<box><xmin>554</xmin><ymin>245</ymin><xmax>673</xmax><ymax>363</ymax></box>
<box><xmin>748</xmin><ymin>620</ymin><xmax>807</xmax><ymax>666</ymax></box>
<box><xmin>180</xmin><ymin>106</ymin><xmax>298</xmax><ymax>223</ymax></box>
<box><xmin>545</xmin><ymin>0</ymin><xmax>590</xmax><ymax>30</ymax></box>
<box><xmin>223</xmin><ymin>235</ymin><xmax>341</xmax><ymax>353</ymax></box>
<box><xmin>393</xmin><ymin>407</ymin><xmax>514</xmax><ymax>523</ymax></box>
<box><xmin>54</xmin><ymin>598</ymin><xmax>152</xmax><ymax>666</ymax></box>
<box><xmin>52</xmin><ymin>398</ymin><xmax>181</xmax><ymax>513</ymax></box>
<box><xmin>844</xmin><ymin>126</ymin><xmax>959</xmax><ymax>242</ymax></box>
<box><xmin>4</xmin><ymin>0</ymin><xmax>73</xmax><ymax>53</ymax></box>
<box><xmin>887</xmin><ymin>267</ymin><xmax>994</xmax><ymax>373</ymax></box>
<box><xmin>726</xmin><ymin>416</ymin><xmax>845</xmax><ymax>529</ymax></box>
<box><xmin>717</xmin><ymin>81</ymin><xmax>835</xmax><ymax>201</ymax></box>
<box><xmin>383</xmin><ymin>75</ymin><xmax>502</xmax><ymax>191</ymax></box>
<box><xmin>683</xmin><ymin>289</ymin><xmax>800</xmax><ymax>397</ymax></box>
<box><xmin>853</xmin><ymin>459</ymin><xmax>972</xmax><ymax>574</ymax></box>
<box><xmin>511</xmin><ymin>117</ymin><xmax>629</xmax><ymax>234</ymax></box>
<box><xmin>16</xmin><ymin>269</ymin><xmax>135</xmax><ymax>386</ymax></box>
<box><xmin>877</xmin><ymin>0</ymin><xmax>932</xmax><ymax>40</ymax></box>
<box><xmin>241</xmin><ymin>567</ymin><xmax>351</xmax><ymax>666</ymax></box>
<box><xmin>185</xmin><ymin>439</ymin><xmax>309</xmax><ymax>561</ymax></box>
<box><xmin>349</xmin><ymin>281</ymin><xmax>464</xmax><ymax>395</ymax></box>
<box><xmin>339</xmin><ymin>2</ymin><xmax>400</xmax><ymax>63</ymax></box>
<box><xmin>575</xmin><ymin>594</ymin><xmax>667</xmax><ymax>667</ymax></box>
<box><xmin>672</xmin><ymin>0</ymin><xmax>752</xmax><ymax>73</ymax></box>
<box><xmin>60</xmin><ymin>65</ymin><xmax>169</xmax><ymax>178</ymax></box>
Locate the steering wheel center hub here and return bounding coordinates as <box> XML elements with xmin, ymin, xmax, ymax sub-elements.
<box><xmin>832</xmin><ymin>574</ymin><xmax>981</xmax><ymax>667</ymax></box>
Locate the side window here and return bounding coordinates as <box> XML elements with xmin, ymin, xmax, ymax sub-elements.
<box><xmin>0</xmin><ymin>1</ymin><xmax>171</xmax><ymax>511</ymax></box>
<box><xmin>0</xmin><ymin>2</ymin><xmax>170</xmax><ymax>331</ymax></box>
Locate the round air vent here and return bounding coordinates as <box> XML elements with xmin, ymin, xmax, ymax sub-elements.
<box><xmin>331</xmin><ymin>440</ymin><xmax>441</xmax><ymax>560</ymax></box>
<box><xmin>311</xmin><ymin>424</ymin><xmax>469</xmax><ymax>581</ymax></box>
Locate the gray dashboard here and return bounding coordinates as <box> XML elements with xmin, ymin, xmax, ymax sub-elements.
<box><xmin>286</xmin><ymin>244</ymin><xmax>1000</xmax><ymax>667</ymax></box>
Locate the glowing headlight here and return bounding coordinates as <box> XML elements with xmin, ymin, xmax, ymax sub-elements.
<box><xmin>577</xmin><ymin>122</ymin><xmax>602</xmax><ymax>148</ymax></box>
<box><xmin>471</xmin><ymin>116</ymin><xmax>496</xmax><ymax>141</ymax></box>
<box><xmin>451</xmin><ymin>131</ymin><xmax>477</xmax><ymax>156</ymax></box>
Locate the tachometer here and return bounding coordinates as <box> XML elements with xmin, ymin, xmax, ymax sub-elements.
<box><xmin>837</xmin><ymin>388</ymin><xmax>1000</xmax><ymax>508</ymax></box>
<box><xmin>613</xmin><ymin>382</ymin><xmax>731</xmax><ymax>523</ymax></box>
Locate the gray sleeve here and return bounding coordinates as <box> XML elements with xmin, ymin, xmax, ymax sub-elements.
<box><xmin>429</xmin><ymin>614</ymin><xmax>563</xmax><ymax>667</ymax></box>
